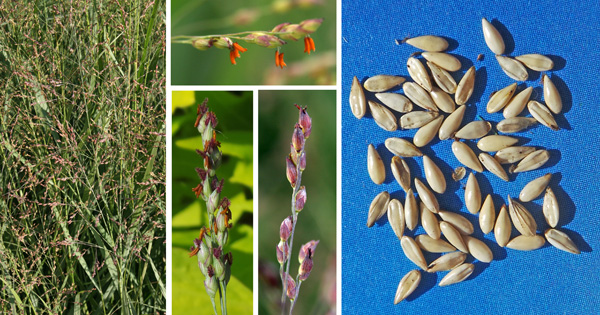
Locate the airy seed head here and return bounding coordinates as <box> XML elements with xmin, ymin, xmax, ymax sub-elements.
<box><xmin>277</xmin><ymin>240</ymin><xmax>289</xmax><ymax>264</ymax></box>
<box><xmin>295</xmin><ymin>186</ymin><xmax>307</xmax><ymax>212</ymax></box>
<box><xmin>280</xmin><ymin>216</ymin><xmax>293</xmax><ymax>241</ymax></box>
<box><xmin>292</xmin><ymin>123</ymin><xmax>305</xmax><ymax>152</ymax></box>
<box><xmin>286</xmin><ymin>155</ymin><xmax>297</xmax><ymax>188</ymax></box>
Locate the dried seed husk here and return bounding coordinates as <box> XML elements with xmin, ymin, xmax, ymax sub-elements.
<box><xmin>423</xmin><ymin>155</ymin><xmax>446</xmax><ymax>194</ymax></box>
<box><xmin>401</xmin><ymin>236</ymin><xmax>428</xmax><ymax>270</ymax></box>
<box><xmin>367</xmin><ymin>191</ymin><xmax>390</xmax><ymax>227</ymax></box>
<box><xmin>438</xmin><ymin>210</ymin><xmax>474</xmax><ymax>235</ymax></box>
<box><xmin>439</xmin><ymin>221</ymin><xmax>469</xmax><ymax>253</ymax></box>
<box><xmin>451</xmin><ymin>141</ymin><xmax>483</xmax><ymax>172</ymax></box>
<box><xmin>543</xmin><ymin>187</ymin><xmax>559</xmax><ymax>228</ymax></box>
<box><xmin>455</xmin><ymin>121</ymin><xmax>492</xmax><ymax>140</ymax></box>
<box><xmin>543</xmin><ymin>74</ymin><xmax>562</xmax><ymax>114</ymax></box>
<box><xmin>427</xmin><ymin>252</ymin><xmax>467</xmax><ymax>273</ymax></box>
<box><xmin>509</xmin><ymin>149</ymin><xmax>549</xmax><ymax>173</ymax></box>
<box><xmin>503</xmin><ymin>86</ymin><xmax>533</xmax><ymax>119</ymax></box>
<box><xmin>455</xmin><ymin>66</ymin><xmax>476</xmax><ymax>105</ymax></box>
<box><xmin>479</xmin><ymin>194</ymin><xmax>496</xmax><ymax>234</ymax></box>
<box><xmin>463</xmin><ymin>235</ymin><xmax>493</xmax><ymax>263</ymax></box>
<box><xmin>422</xmin><ymin>52</ymin><xmax>461</xmax><ymax>72</ymax></box>
<box><xmin>465</xmin><ymin>173</ymin><xmax>482</xmax><ymax>214</ymax></box>
<box><xmin>439</xmin><ymin>263</ymin><xmax>474</xmax><ymax>287</ymax></box>
<box><xmin>400</xmin><ymin>111</ymin><xmax>440</xmax><ymax>129</ymax></box>
<box><xmin>349</xmin><ymin>76</ymin><xmax>367</xmax><ymax>119</ymax></box>
<box><xmin>415</xmin><ymin>178</ymin><xmax>439</xmax><ymax>213</ymax></box>
<box><xmin>430</xmin><ymin>87</ymin><xmax>456</xmax><ymax>113</ymax></box>
<box><xmin>494</xmin><ymin>204</ymin><xmax>511</xmax><ymax>247</ymax></box>
<box><xmin>421</xmin><ymin>202</ymin><xmax>441</xmax><ymax>239</ymax></box>
<box><xmin>407</xmin><ymin>57</ymin><xmax>433</xmax><ymax>92</ymax></box>
<box><xmin>375</xmin><ymin>93</ymin><xmax>413</xmax><ymax>113</ymax></box>
<box><xmin>495</xmin><ymin>146</ymin><xmax>536</xmax><ymax>164</ymax></box>
<box><xmin>415</xmin><ymin>234</ymin><xmax>456</xmax><ymax>253</ymax></box>
<box><xmin>519</xmin><ymin>173</ymin><xmax>552</xmax><ymax>202</ymax></box>
<box><xmin>496</xmin><ymin>55</ymin><xmax>528</xmax><ymax>81</ymax></box>
<box><xmin>497</xmin><ymin>117</ymin><xmax>538</xmax><ymax>133</ymax></box>
<box><xmin>391</xmin><ymin>156</ymin><xmax>411</xmax><ymax>193</ymax></box>
<box><xmin>506</xmin><ymin>235</ymin><xmax>545</xmax><ymax>251</ymax></box>
<box><xmin>388</xmin><ymin>199</ymin><xmax>405</xmax><ymax>240</ymax></box>
<box><xmin>367</xmin><ymin>144</ymin><xmax>385</xmax><ymax>185</ymax></box>
<box><xmin>385</xmin><ymin>137</ymin><xmax>423</xmax><ymax>157</ymax></box>
<box><xmin>403</xmin><ymin>82</ymin><xmax>438</xmax><ymax>111</ymax></box>
<box><xmin>427</xmin><ymin>61</ymin><xmax>457</xmax><ymax>94</ymax></box>
<box><xmin>395</xmin><ymin>270</ymin><xmax>421</xmax><ymax>304</ymax></box>
<box><xmin>413</xmin><ymin>115</ymin><xmax>444</xmax><ymax>147</ymax></box>
<box><xmin>364</xmin><ymin>75</ymin><xmax>406</xmax><ymax>92</ymax></box>
<box><xmin>368</xmin><ymin>101</ymin><xmax>397</xmax><ymax>131</ymax></box>
<box><xmin>527</xmin><ymin>100</ymin><xmax>559</xmax><ymax>131</ymax></box>
<box><xmin>544</xmin><ymin>228</ymin><xmax>580</xmax><ymax>255</ymax></box>
<box><xmin>507</xmin><ymin>196</ymin><xmax>537</xmax><ymax>236</ymax></box>
<box><xmin>486</xmin><ymin>83</ymin><xmax>517</xmax><ymax>113</ymax></box>
<box><xmin>405</xmin><ymin>189</ymin><xmax>419</xmax><ymax>231</ymax></box>
<box><xmin>515</xmin><ymin>54</ymin><xmax>554</xmax><ymax>72</ymax></box>
<box><xmin>481</xmin><ymin>18</ymin><xmax>505</xmax><ymax>55</ymax></box>
<box><xmin>452</xmin><ymin>167</ymin><xmax>466</xmax><ymax>181</ymax></box>
<box><xmin>479</xmin><ymin>152</ymin><xmax>509</xmax><ymax>181</ymax></box>
<box><xmin>405</xmin><ymin>35</ymin><xmax>448</xmax><ymax>52</ymax></box>
<box><xmin>477</xmin><ymin>135</ymin><xmax>518</xmax><ymax>152</ymax></box>
<box><xmin>439</xmin><ymin>105</ymin><xmax>465</xmax><ymax>140</ymax></box>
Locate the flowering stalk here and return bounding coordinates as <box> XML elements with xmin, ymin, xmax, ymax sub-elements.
<box><xmin>277</xmin><ymin>104</ymin><xmax>319</xmax><ymax>314</ymax></box>
<box><xmin>189</xmin><ymin>98</ymin><xmax>233</xmax><ymax>315</ymax></box>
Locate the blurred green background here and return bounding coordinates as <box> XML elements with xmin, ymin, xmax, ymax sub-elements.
<box><xmin>171</xmin><ymin>91</ymin><xmax>253</xmax><ymax>314</ymax></box>
<box><xmin>171</xmin><ymin>0</ymin><xmax>336</xmax><ymax>85</ymax></box>
<box><xmin>258</xmin><ymin>90</ymin><xmax>336</xmax><ymax>314</ymax></box>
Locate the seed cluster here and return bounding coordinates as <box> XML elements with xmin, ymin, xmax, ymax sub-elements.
<box><xmin>350</xmin><ymin>19</ymin><xmax>579</xmax><ymax>304</ymax></box>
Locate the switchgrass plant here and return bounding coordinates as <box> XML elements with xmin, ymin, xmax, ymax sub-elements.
<box><xmin>0</xmin><ymin>0</ymin><xmax>166</xmax><ymax>313</ymax></box>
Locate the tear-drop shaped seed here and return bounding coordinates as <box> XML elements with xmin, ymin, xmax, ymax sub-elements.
<box><xmin>515</xmin><ymin>54</ymin><xmax>554</xmax><ymax>72</ymax></box>
<box><xmin>455</xmin><ymin>121</ymin><xmax>492</xmax><ymax>140</ymax></box>
<box><xmin>479</xmin><ymin>152</ymin><xmax>509</xmax><ymax>181</ymax></box>
<box><xmin>427</xmin><ymin>252</ymin><xmax>467</xmax><ymax>273</ymax></box>
<box><xmin>394</xmin><ymin>270</ymin><xmax>421</xmax><ymax>304</ymax></box>
<box><xmin>477</xmin><ymin>135</ymin><xmax>518</xmax><ymax>152</ymax></box>
<box><xmin>465</xmin><ymin>173</ymin><xmax>482</xmax><ymax>214</ymax></box>
<box><xmin>438</xmin><ymin>210</ymin><xmax>474</xmax><ymax>235</ymax></box>
<box><xmin>543</xmin><ymin>74</ymin><xmax>562</xmax><ymax>114</ymax></box>
<box><xmin>385</xmin><ymin>137</ymin><xmax>423</xmax><ymax>157</ymax></box>
<box><xmin>415</xmin><ymin>234</ymin><xmax>456</xmax><ymax>253</ymax></box>
<box><xmin>496</xmin><ymin>55</ymin><xmax>528</xmax><ymax>81</ymax></box>
<box><xmin>415</xmin><ymin>178</ymin><xmax>439</xmax><ymax>213</ymax></box>
<box><xmin>414</xmin><ymin>115</ymin><xmax>443</xmax><ymax>147</ymax></box>
<box><xmin>439</xmin><ymin>263</ymin><xmax>474</xmax><ymax>287</ymax></box>
<box><xmin>494</xmin><ymin>204</ymin><xmax>511</xmax><ymax>247</ymax></box>
<box><xmin>495</xmin><ymin>146</ymin><xmax>536</xmax><ymax>164</ymax></box>
<box><xmin>544</xmin><ymin>229</ymin><xmax>580</xmax><ymax>255</ymax></box>
<box><xmin>368</xmin><ymin>101</ymin><xmax>397</xmax><ymax>131</ymax></box>
<box><xmin>481</xmin><ymin>18</ymin><xmax>505</xmax><ymax>55</ymax></box>
<box><xmin>479</xmin><ymin>194</ymin><xmax>496</xmax><ymax>234</ymax></box>
<box><xmin>543</xmin><ymin>187</ymin><xmax>559</xmax><ymax>228</ymax></box>
<box><xmin>507</xmin><ymin>196</ymin><xmax>537</xmax><ymax>236</ymax></box>
<box><xmin>430</xmin><ymin>87</ymin><xmax>456</xmax><ymax>113</ymax></box>
<box><xmin>367</xmin><ymin>144</ymin><xmax>385</xmax><ymax>185</ymax></box>
<box><xmin>375</xmin><ymin>93</ymin><xmax>413</xmax><ymax>113</ymax></box>
<box><xmin>405</xmin><ymin>189</ymin><xmax>419</xmax><ymax>231</ymax></box>
<box><xmin>400</xmin><ymin>111</ymin><xmax>440</xmax><ymax>129</ymax></box>
<box><xmin>506</xmin><ymin>235</ymin><xmax>545</xmax><ymax>251</ymax></box>
<box><xmin>455</xmin><ymin>66</ymin><xmax>476</xmax><ymax>105</ymax></box>
<box><xmin>439</xmin><ymin>221</ymin><xmax>468</xmax><ymax>253</ymax></box>
<box><xmin>519</xmin><ymin>173</ymin><xmax>552</xmax><ymax>202</ymax></box>
<box><xmin>349</xmin><ymin>76</ymin><xmax>367</xmax><ymax>119</ymax></box>
<box><xmin>452</xmin><ymin>167</ymin><xmax>466</xmax><ymax>181</ymax></box>
<box><xmin>364</xmin><ymin>75</ymin><xmax>406</xmax><ymax>92</ymax></box>
<box><xmin>510</xmin><ymin>149</ymin><xmax>550</xmax><ymax>173</ymax></box>
<box><xmin>439</xmin><ymin>105</ymin><xmax>465</xmax><ymax>140</ymax></box>
<box><xmin>367</xmin><ymin>191</ymin><xmax>390</xmax><ymax>227</ymax></box>
<box><xmin>528</xmin><ymin>100</ymin><xmax>559</xmax><ymax>131</ymax></box>
<box><xmin>427</xmin><ymin>61</ymin><xmax>457</xmax><ymax>94</ymax></box>
<box><xmin>497</xmin><ymin>117</ymin><xmax>538</xmax><ymax>133</ymax></box>
<box><xmin>407</xmin><ymin>57</ymin><xmax>432</xmax><ymax>92</ymax></box>
<box><xmin>391</xmin><ymin>156</ymin><xmax>411</xmax><ymax>193</ymax></box>
<box><xmin>423</xmin><ymin>155</ymin><xmax>446</xmax><ymax>194</ymax></box>
<box><xmin>463</xmin><ymin>236</ymin><xmax>493</xmax><ymax>263</ymax></box>
<box><xmin>486</xmin><ymin>83</ymin><xmax>517</xmax><ymax>113</ymax></box>
<box><xmin>421</xmin><ymin>202</ymin><xmax>441</xmax><ymax>239</ymax></box>
<box><xmin>452</xmin><ymin>141</ymin><xmax>483</xmax><ymax>172</ymax></box>
<box><xmin>388</xmin><ymin>199</ymin><xmax>405</xmax><ymax>240</ymax></box>
<box><xmin>503</xmin><ymin>86</ymin><xmax>533</xmax><ymax>119</ymax></box>
<box><xmin>400</xmin><ymin>236</ymin><xmax>428</xmax><ymax>270</ymax></box>
<box><xmin>403</xmin><ymin>82</ymin><xmax>438</xmax><ymax>111</ymax></box>
<box><xmin>405</xmin><ymin>35</ymin><xmax>448</xmax><ymax>52</ymax></box>
<box><xmin>422</xmin><ymin>52</ymin><xmax>461</xmax><ymax>72</ymax></box>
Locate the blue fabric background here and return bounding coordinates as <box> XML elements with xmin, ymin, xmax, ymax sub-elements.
<box><xmin>342</xmin><ymin>1</ymin><xmax>600</xmax><ymax>314</ymax></box>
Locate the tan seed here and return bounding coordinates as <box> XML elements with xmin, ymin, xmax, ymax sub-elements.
<box><xmin>454</xmin><ymin>121</ymin><xmax>492</xmax><ymax>140</ymax></box>
<box><xmin>368</xmin><ymin>101</ymin><xmax>397</xmax><ymax>131</ymax></box>
<box><xmin>544</xmin><ymin>228</ymin><xmax>580</xmax><ymax>255</ymax></box>
<box><xmin>543</xmin><ymin>74</ymin><xmax>562</xmax><ymax>114</ymax></box>
<box><xmin>455</xmin><ymin>66</ymin><xmax>476</xmax><ymax>105</ymax></box>
<box><xmin>427</xmin><ymin>61</ymin><xmax>457</xmax><ymax>94</ymax></box>
<box><xmin>507</xmin><ymin>195</ymin><xmax>537</xmax><ymax>236</ymax></box>
<box><xmin>375</xmin><ymin>93</ymin><xmax>413</xmax><ymax>113</ymax></box>
<box><xmin>415</xmin><ymin>234</ymin><xmax>456</xmax><ymax>253</ymax></box>
<box><xmin>515</xmin><ymin>54</ymin><xmax>554</xmax><ymax>72</ymax></box>
<box><xmin>403</xmin><ymin>82</ymin><xmax>438</xmax><ymax>111</ymax></box>
<box><xmin>422</xmin><ymin>52</ymin><xmax>461</xmax><ymax>71</ymax></box>
<box><xmin>477</xmin><ymin>135</ymin><xmax>518</xmax><ymax>152</ymax></box>
<box><xmin>421</xmin><ymin>202</ymin><xmax>441</xmax><ymax>239</ymax></box>
<box><xmin>394</xmin><ymin>270</ymin><xmax>421</xmax><ymax>304</ymax></box>
<box><xmin>405</xmin><ymin>35</ymin><xmax>448</xmax><ymax>52</ymax></box>
<box><xmin>496</xmin><ymin>55</ymin><xmax>528</xmax><ymax>81</ymax></box>
<box><xmin>528</xmin><ymin>100</ymin><xmax>559</xmax><ymax>131</ymax></box>
<box><xmin>452</xmin><ymin>166</ymin><xmax>466</xmax><ymax>181</ymax></box>
<box><xmin>479</xmin><ymin>152</ymin><xmax>509</xmax><ymax>181</ymax></box>
<box><xmin>481</xmin><ymin>18</ymin><xmax>505</xmax><ymax>55</ymax></box>
<box><xmin>506</xmin><ymin>235</ymin><xmax>545</xmax><ymax>251</ymax></box>
<box><xmin>463</xmin><ymin>235</ymin><xmax>493</xmax><ymax>263</ymax></box>
<box><xmin>430</xmin><ymin>87</ymin><xmax>456</xmax><ymax>113</ymax></box>
<box><xmin>503</xmin><ymin>86</ymin><xmax>533</xmax><ymax>119</ymax></box>
<box><xmin>385</xmin><ymin>137</ymin><xmax>423</xmax><ymax>157</ymax></box>
<box><xmin>401</xmin><ymin>236</ymin><xmax>428</xmax><ymax>270</ymax></box>
<box><xmin>367</xmin><ymin>191</ymin><xmax>390</xmax><ymax>227</ymax></box>
<box><xmin>400</xmin><ymin>111</ymin><xmax>440</xmax><ymax>129</ymax></box>
<box><xmin>519</xmin><ymin>173</ymin><xmax>552</xmax><ymax>202</ymax></box>
<box><xmin>465</xmin><ymin>173</ymin><xmax>482</xmax><ymax>214</ymax></box>
<box><xmin>494</xmin><ymin>204</ymin><xmax>511</xmax><ymax>247</ymax></box>
<box><xmin>388</xmin><ymin>199</ymin><xmax>405</xmax><ymax>240</ymax></box>
<box><xmin>494</xmin><ymin>146</ymin><xmax>536</xmax><ymax>164</ymax></box>
<box><xmin>497</xmin><ymin>117</ymin><xmax>538</xmax><ymax>133</ymax></box>
<box><xmin>391</xmin><ymin>156</ymin><xmax>411</xmax><ymax>193</ymax></box>
<box><xmin>407</xmin><ymin>57</ymin><xmax>432</xmax><ymax>92</ymax></box>
<box><xmin>349</xmin><ymin>76</ymin><xmax>367</xmax><ymax>119</ymax></box>
<box><xmin>438</xmin><ymin>210</ymin><xmax>474</xmax><ymax>235</ymax></box>
<box><xmin>439</xmin><ymin>105</ymin><xmax>466</xmax><ymax>140</ymax></box>
<box><xmin>543</xmin><ymin>187</ymin><xmax>559</xmax><ymax>228</ymax></box>
<box><xmin>439</xmin><ymin>263</ymin><xmax>474</xmax><ymax>287</ymax></box>
<box><xmin>423</xmin><ymin>155</ymin><xmax>446</xmax><ymax>194</ymax></box>
<box><xmin>414</xmin><ymin>115</ymin><xmax>444</xmax><ymax>147</ymax></box>
<box><xmin>367</xmin><ymin>144</ymin><xmax>385</xmax><ymax>185</ymax></box>
<box><xmin>364</xmin><ymin>75</ymin><xmax>406</xmax><ymax>92</ymax></box>
<box><xmin>479</xmin><ymin>194</ymin><xmax>496</xmax><ymax>234</ymax></box>
<box><xmin>486</xmin><ymin>83</ymin><xmax>517</xmax><ymax>113</ymax></box>
<box><xmin>509</xmin><ymin>149</ymin><xmax>550</xmax><ymax>173</ymax></box>
<box><xmin>440</xmin><ymin>221</ymin><xmax>469</xmax><ymax>253</ymax></box>
<box><xmin>452</xmin><ymin>141</ymin><xmax>483</xmax><ymax>173</ymax></box>
<box><xmin>415</xmin><ymin>178</ymin><xmax>439</xmax><ymax>213</ymax></box>
<box><xmin>427</xmin><ymin>251</ymin><xmax>467</xmax><ymax>273</ymax></box>
<box><xmin>405</xmin><ymin>189</ymin><xmax>419</xmax><ymax>231</ymax></box>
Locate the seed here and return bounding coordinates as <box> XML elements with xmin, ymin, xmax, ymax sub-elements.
<box><xmin>439</xmin><ymin>221</ymin><xmax>468</xmax><ymax>253</ymax></box>
<box><xmin>438</xmin><ymin>105</ymin><xmax>466</xmax><ymax>140</ymax></box>
<box><xmin>405</xmin><ymin>35</ymin><xmax>448</xmax><ymax>52</ymax></box>
<box><xmin>451</xmin><ymin>141</ymin><xmax>483</xmax><ymax>172</ymax></box>
<box><xmin>421</xmin><ymin>52</ymin><xmax>461</xmax><ymax>72</ymax></box>
<box><xmin>481</xmin><ymin>18</ymin><xmax>505</xmax><ymax>55</ymax></box>
<box><xmin>438</xmin><ymin>263</ymin><xmax>474</xmax><ymax>287</ymax></box>
<box><xmin>509</xmin><ymin>149</ymin><xmax>550</xmax><ymax>173</ymax></box>
<box><xmin>430</xmin><ymin>87</ymin><xmax>456</xmax><ymax>113</ymax></box>
<box><xmin>421</xmin><ymin>202</ymin><xmax>441</xmax><ymax>239</ymax></box>
<box><xmin>385</xmin><ymin>137</ymin><xmax>423</xmax><ymax>157</ymax></box>
<box><xmin>349</xmin><ymin>76</ymin><xmax>367</xmax><ymax>119</ymax></box>
<box><xmin>388</xmin><ymin>199</ymin><xmax>405</xmax><ymax>240</ymax></box>
<box><xmin>463</xmin><ymin>236</ymin><xmax>493</xmax><ymax>263</ymax></box>
<box><xmin>403</xmin><ymin>82</ymin><xmax>438</xmax><ymax>111</ymax></box>
<box><xmin>394</xmin><ymin>269</ymin><xmax>421</xmax><ymax>304</ymax></box>
<box><xmin>415</xmin><ymin>178</ymin><xmax>439</xmax><ymax>213</ymax></box>
<box><xmin>479</xmin><ymin>194</ymin><xmax>496</xmax><ymax>234</ymax></box>
<box><xmin>495</xmin><ymin>55</ymin><xmax>528</xmax><ymax>81</ymax></box>
<box><xmin>477</xmin><ymin>54</ymin><xmax>484</xmax><ymax>61</ymax></box>
<box><xmin>515</xmin><ymin>54</ymin><xmax>554</xmax><ymax>71</ymax></box>
<box><xmin>400</xmin><ymin>111</ymin><xmax>440</xmax><ymax>129</ymax></box>
<box><xmin>427</xmin><ymin>61</ymin><xmax>457</xmax><ymax>94</ymax></box>
<box><xmin>455</xmin><ymin>66</ymin><xmax>476</xmax><ymax>105</ymax></box>
<box><xmin>427</xmin><ymin>252</ymin><xmax>467</xmax><ymax>273</ymax></box>
<box><xmin>367</xmin><ymin>144</ymin><xmax>385</xmax><ymax>185</ymax></box>
<box><xmin>464</xmin><ymin>173</ymin><xmax>482</xmax><ymax>214</ymax></box>
<box><xmin>413</xmin><ymin>115</ymin><xmax>444</xmax><ymax>147</ymax></box>
<box><xmin>494</xmin><ymin>204</ymin><xmax>511</xmax><ymax>247</ymax></box>
<box><xmin>507</xmin><ymin>195</ymin><xmax>537</xmax><ymax>236</ymax></box>
<box><xmin>416</xmin><ymin>234</ymin><xmax>456</xmax><ymax>253</ymax></box>
<box><xmin>368</xmin><ymin>101</ymin><xmax>397</xmax><ymax>131</ymax></box>
<box><xmin>375</xmin><ymin>93</ymin><xmax>413</xmax><ymax>113</ymax></box>
<box><xmin>452</xmin><ymin>167</ymin><xmax>466</xmax><ymax>181</ymax></box>
<box><xmin>407</xmin><ymin>57</ymin><xmax>433</xmax><ymax>92</ymax></box>
<box><xmin>527</xmin><ymin>100</ymin><xmax>559</xmax><ymax>131</ymax></box>
<box><xmin>400</xmin><ymin>236</ymin><xmax>428</xmax><ymax>270</ymax></box>
<box><xmin>496</xmin><ymin>117</ymin><xmax>538</xmax><ymax>133</ymax></box>
<box><xmin>405</xmin><ymin>189</ymin><xmax>419</xmax><ymax>231</ymax></box>
<box><xmin>543</xmin><ymin>187</ymin><xmax>559</xmax><ymax>228</ymax></box>
<box><xmin>543</xmin><ymin>74</ymin><xmax>562</xmax><ymax>114</ymax></box>
<box><xmin>455</xmin><ymin>121</ymin><xmax>492</xmax><ymax>140</ymax></box>
<box><xmin>494</xmin><ymin>146</ymin><xmax>536</xmax><ymax>164</ymax></box>
<box><xmin>423</xmin><ymin>155</ymin><xmax>446</xmax><ymax>194</ymax></box>
<box><xmin>506</xmin><ymin>235</ymin><xmax>545</xmax><ymax>251</ymax></box>
<box><xmin>391</xmin><ymin>156</ymin><xmax>411</xmax><ymax>193</ymax></box>
<box><xmin>367</xmin><ymin>191</ymin><xmax>390</xmax><ymax>227</ymax></box>
<box><xmin>364</xmin><ymin>75</ymin><xmax>406</xmax><ymax>92</ymax></box>
<box><xmin>503</xmin><ymin>86</ymin><xmax>533</xmax><ymax>119</ymax></box>
<box><xmin>544</xmin><ymin>228</ymin><xmax>580</xmax><ymax>255</ymax></box>
<box><xmin>438</xmin><ymin>210</ymin><xmax>474</xmax><ymax>235</ymax></box>
<box><xmin>477</xmin><ymin>135</ymin><xmax>518</xmax><ymax>152</ymax></box>
<box><xmin>479</xmin><ymin>152</ymin><xmax>509</xmax><ymax>181</ymax></box>
<box><xmin>486</xmin><ymin>83</ymin><xmax>517</xmax><ymax>113</ymax></box>
<box><xmin>519</xmin><ymin>173</ymin><xmax>552</xmax><ymax>202</ymax></box>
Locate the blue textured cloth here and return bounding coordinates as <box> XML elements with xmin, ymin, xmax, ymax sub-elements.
<box><xmin>342</xmin><ymin>1</ymin><xmax>600</xmax><ymax>314</ymax></box>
